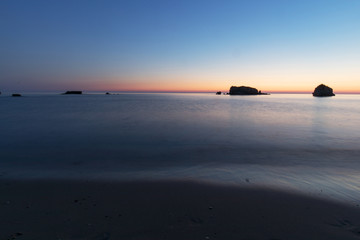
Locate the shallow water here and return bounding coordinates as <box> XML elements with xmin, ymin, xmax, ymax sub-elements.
<box><xmin>1</xmin><ymin>93</ymin><xmax>360</xmax><ymax>204</ymax></box>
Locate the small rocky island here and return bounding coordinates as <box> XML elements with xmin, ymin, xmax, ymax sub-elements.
<box><xmin>62</xmin><ymin>91</ymin><xmax>82</xmax><ymax>95</ymax></box>
<box><xmin>229</xmin><ymin>86</ymin><xmax>269</xmax><ymax>95</ymax></box>
<box><xmin>312</xmin><ymin>84</ymin><xmax>335</xmax><ymax>97</ymax></box>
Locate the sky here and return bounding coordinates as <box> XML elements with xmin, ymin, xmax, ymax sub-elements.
<box><xmin>1</xmin><ymin>0</ymin><xmax>360</xmax><ymax>93</ymax></box>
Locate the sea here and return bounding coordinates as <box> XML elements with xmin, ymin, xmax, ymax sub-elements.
<box><xmin>1</xmin><ymin>92</ymin><xmax>360</xmax><ymax>205</ymax></box>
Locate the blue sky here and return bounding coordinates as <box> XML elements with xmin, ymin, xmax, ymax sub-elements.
<box><xmin>1</xmin><ymin>0</ymin><xmax>360</xmax><ymax>92</ymax></box>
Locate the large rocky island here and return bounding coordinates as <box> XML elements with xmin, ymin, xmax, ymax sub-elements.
<box><xmin>62</xmin><ymin>91</ymin><xmax>82</xmax><ymax>95</ymax></box>
<box><xmin>312</xmin><ymin>84</ymin><xmax>335</xmax><ymax>97</ymax></box>
<box><xmin>229</xmin><ymin>86</ymin><xmax>268</xmax><ymax>95</ymax></box>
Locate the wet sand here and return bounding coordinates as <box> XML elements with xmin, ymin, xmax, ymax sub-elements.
<box><xmin>1</xmin><ymin>179</ymin><xmax>360</xmax><ymax>240</ymax></box>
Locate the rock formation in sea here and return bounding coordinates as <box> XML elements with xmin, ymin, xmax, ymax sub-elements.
<box><xmin>230</xmin><ymin>86</ymin><xmax>258</xmax><ymax>95</ymax></box>
<box><xmin>62</xmin><ymin>91</ymin><xmax>82</xmax><ymax>95</ymax></box>
<box><xmin>229</xmin><ymin>86</ymin><xmax>270</xmax><ymax>95</ymax></box>
<box><xmin>312</xmin><ymin>84</ymin><xmax>335</xmax><ymax>97</ymax></box>
<box><xmin>12</xmin><ymin>93</ymin><xmax>22</xmax><ymax>97</ymax></box>
<box><xmin>216</xmin><ymin>91</ymin><xmax>222</xmax><ymax>95</ymax></box>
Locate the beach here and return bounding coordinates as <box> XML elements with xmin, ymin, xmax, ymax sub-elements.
<box><xmin>1</xmin><ymin>179</ymin><xmax>360</xmax><ymax>240</ymax></box>
<box><xmin>3</xmin><ymin>0</ymin><xmax>360</xmax><ymax>238</ymax></box>
<box><xmin>1</xmin><ymin>93</ymin><xmax>360</xmax><ymax>239</ymax></box>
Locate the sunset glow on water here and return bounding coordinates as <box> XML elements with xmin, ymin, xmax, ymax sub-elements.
<box><xmin>1</xmin><ymin>93</ymin><xmax>360</xmax><ymax>204</ymax></box>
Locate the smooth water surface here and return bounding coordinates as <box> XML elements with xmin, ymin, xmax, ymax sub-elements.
<box><xmin>1</xmin><ymin>93</ymin><xmax>360</xmax><ymax>204</ymax></box>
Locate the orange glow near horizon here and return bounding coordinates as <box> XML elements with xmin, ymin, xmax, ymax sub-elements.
<box><xmin>26</xmin><ymin>71</ymin><xmax>359</xmax><ymax>94</ymax></box>
<box><xmin>77</xmin><ymin>74</ymin><xmax>360</xmax><ymax>94</ymax></box>
<box><xmin>85</xmin><ymin>84</ymin><xmax>360</xmax><ymax>94</ymax></box>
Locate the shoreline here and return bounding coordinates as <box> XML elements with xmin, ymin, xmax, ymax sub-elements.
<box><xmin>2</xmin><ymin>179</ymin><xmax>360</xmax><ymax>240</ymax></box>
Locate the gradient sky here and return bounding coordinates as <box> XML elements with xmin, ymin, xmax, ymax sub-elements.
<box><xmin>1</xmin><ymin>0</ymin><xmax>360</xmax><ymax>92</ymax></box>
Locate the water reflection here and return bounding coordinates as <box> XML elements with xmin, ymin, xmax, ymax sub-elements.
<box><xmin>1</xmin><ymin>93</ymin><xmax>360</xmax><ymax>204</ymax></box>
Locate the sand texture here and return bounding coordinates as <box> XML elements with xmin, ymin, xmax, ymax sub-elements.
<box><xmin>1</xmin><ymin>180</ymin><xmax>360</xmax><ymax>240</ymax></box>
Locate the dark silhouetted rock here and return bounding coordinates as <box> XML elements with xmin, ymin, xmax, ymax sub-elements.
<box><xmin>216</xmin><ymin>91</ymin><xmax>221</xmax><ymax>95</ymax></box>
<box><xmin>312</xmin><ymin>84</ymin><xmax>335</xmax><ymax>97</ymax></box>
<box><xmin>62</xmin><ymin>91</ymin><xmax>82</xmax><ymax>95</ymax></box>
<box><xmin>230</xmin><ymin>86</ymin><xmax>259</xmax><ymax>95</ymax></box>
<box><xmin>229</xmin><ymin>86</ymin><xmax>270</xmax><ymax>95</ymax></box>
<box><xmin>229</xmin><ymin>86</ymin><xmax>258</xmax><ymax>95</ymax></box>
<box><xmin>106</xmin><ymin>92</ymin><xmax>110</xmax><ymax>95</ymax></box>
<box><xmin>12</xmin><ymin>94</ymin><xmax>21</xmax><ymax>97</ymax></box>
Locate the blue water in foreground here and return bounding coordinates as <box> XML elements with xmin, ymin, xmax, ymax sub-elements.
<box><xmin>1</xmin><ymin>93</ymin><xmax>360</xmax><ymax>204</ymax></box>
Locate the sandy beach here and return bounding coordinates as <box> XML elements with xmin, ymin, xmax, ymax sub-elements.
<box><xmin>1</xmin><ymin>179</ymin><xmax>360</xmax><ymax>240</ymax></box>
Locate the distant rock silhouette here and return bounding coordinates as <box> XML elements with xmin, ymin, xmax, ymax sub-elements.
<box><xmin>106</xmin><ymin>92</ymin><xmax>110</xmax><ymax>95</ymax></box>
<box><xmin>312</xmin><ymin>84</ymin><xmax>335</xmax><ymax>97</ymax></box>
<box><xmin>12</xmin><ymin>94</ymin><xmax>22</xmax><ymax>97</ymax></box>
<box><xmin>216</xmin><ymin>91</ymin><xmax>222</xmax><ymax>95</ymax></box>
<box><xmin>229</xmin><ymin>86</ymin><xmax>269</xmax><ymax>95</ymax></box>
<box><xmin>62</xmin><ymin>91</ymin><xmax>82</xmax><ymax>95</ymax></box>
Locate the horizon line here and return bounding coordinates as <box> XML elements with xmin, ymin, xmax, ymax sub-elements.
<box><xmin>2</xmin><ymin>90</ymin><xmax>360</xmax><ymax>94</ymax></box>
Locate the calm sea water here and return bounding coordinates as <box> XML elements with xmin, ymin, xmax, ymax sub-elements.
<box><xmin>1</xmin><ymin>93</ymin><xmax>360</xmax><ymax>204</ymax></box>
